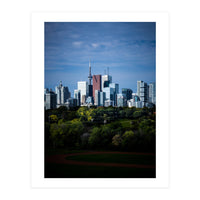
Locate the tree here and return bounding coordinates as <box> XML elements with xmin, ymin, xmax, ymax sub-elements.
<box><xmin>122</xmin><ymin>130</ymin><xmax>136</xmax><ymax>151</ymax></box>
<box><xmin>88</xmin><ymin>127</ymin><xmax>102</xmax><ymax>148</ymax></box>
<box><xmin>49</xmin><ymin>114</ymin><xmax>58</xmax><ymax>123</ymax></box>
<box><xmin>112</xmin><ymin>134</ymin><xmax>122</xmax><ymax>147</ymax></box>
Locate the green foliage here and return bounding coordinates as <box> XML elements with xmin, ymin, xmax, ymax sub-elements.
<box><xmin>112</xmin><ymin>134</ymin><xmax>122</xmax><ymax>147</ymax></box>
<box><xmin>49</xmin><ymin>115</ymin><xmax>58</xmax><ymax>123</ymax></box>
<box><xmin>133</xmin><ymin>111</ymin><xmax>142</xmax><ymax>118</ymax></box>
<box><xmin>88</xmin><ymin>127</ymin><xmax>102</xmax><ymax>147</ymax></box>
<box><xmin>45</xmin><ymin>106</ymin><xmax>156</xmax><ymax>152</ymax></box>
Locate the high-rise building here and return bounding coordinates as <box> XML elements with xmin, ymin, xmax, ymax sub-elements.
<box><xmin>74</xmin><ymin>89</ymin><xmax>81</xmax><ymax>106</ymax></box>
<box><xmin>86</xmin><ymin>96</ymin><xmax>94</xmax><ymax>105</ymax></box>
<box><xmin>100</xmin><ymin>91</ymin><xmax>106</xmax><ymax>107</ymax></box>
<box><xmin>149</xmin><ymin>82</ymin><xmax>156</xmax><ymax>104</ymax></box>
<box><xmin>65</xmin><ymin>98</ymin><xmax>77</xmax><ymax>108</ymax></box>
<box><xmin>137</xmin><ymin>80</ymin><xmax>148</xmax><ymax>102</ymax></box>
<box><xmin>117</xmin><ymin>94</ymin><xmax>127</xmax><ymax>107</ymax></box>
<box><xmin>93</xmin><ymin>75</ymin><xmax>101</xmax><ymax>101</ymax></box>
<box><xmin>102</xmin><ymin>75</ymin><xmax>112</xmax><ymax>90</ymax></box>
<box><xmin>55</xmin><ymin>81</ymin><xmax>70</xmax><ymax>105</ymax></box>
<box><xmin>45</xmin><ymin>90</ymin><xmax>57</xmax><ymax>110</ymax></box>
<box><xmin>78</xmin><ymin>81</ymin><xmax>88</xmax><ymax>105</ymax></box>
<box><xmin>132</xmin><ymin>94</ymin><xmax>140</xmax><ymax>102</ymax></box>
<box><xmin>122</xmin><ymin>88</ymin><xmax>133</xmax><ymax>100</ymax></box>
<box><xmin>88</xmin><ymin>60</ymin><xmax>93</xmax><ymax>97</ymax></box>
<box><xmin>44</xmin><ymin>88</ymin><xmax>49</xmax><ymax>101</ymax></box>
<box><xmin>95</xmin><ymin>90</ymin><xmax>100</xmax><ymax>106</ymax></box>
<box><xmin>103</xmin><ymin>87</ymin><xmax>114</xmax><ymax>102</ymax></box>
<box><xmin>109</xmin><ymin>83</ymin><xmax>119</xmax><ymax>106</ymax></box>
<box><xmin>104</xmin><ymin>100</ymin><xmax>114</xmax><ymax>107</ymax></box>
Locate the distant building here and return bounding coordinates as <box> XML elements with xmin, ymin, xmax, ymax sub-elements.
<box><xmin>101</xmin><ymin>75</ymin><xmax>112</xmax><ymax>90</ymax></box>
<box><xmin>137</xmin><ymin>80</ymin><xmax>148</xmax><ymax>103</ymax></box>
<box><xmin>127</xmin><ymin>99</ymin><xmax>136</xmax><ymax>108</ymax></box>
<box><xmin>45</xmin><ymin>90</ymin><xmax>57</xmax><ymax>110</ymax></box>
<box><xmin>88</xmin><ymin>60</ymin><xmax>93</xmax><ymax>97</ymax></box>
<box><xmin>104</xmin><ymin>99</ymin><xmax>114</xmax><ymax>107</ymax></box>
<box><xmin>81</xmin><ymin>95</ymin><xmax>86</xmax><ymax>105</ymax></box>
<box><xmin>100</xmin><ymin>91</ymin><xmax>106</xmax><ymax>106</ymax></box>
<box><xmin>149</xmin><ymin>82</ymin><xmax>156</xmax><ymax>104</ymax></box>
<box><xmin>95</xmin><ymin>90</ymin><xmax>100</xmax><ymax>106</ymax></box>
<box><xmin>86</xmin><ymin>96</ymin><xmax>94</xmax><ymax>105</ymax></box>
<box><xmin>93</xmin><ymin>75</ymin><xmax>101</xmax><ymax>101</ymax></box>
<box><xmin>65</xmin><ymin>98</ymin><xmax>77</xmax><ymax>108</ymax></box>
<box><xmin>55</xmin><ymin>81</ymin><xmax>70</xmax><ymax>105</ymax></box>
<box><xmin>44</xmin><ymin>88</ymin><xmax>49</xmax><ymax>102</ymax></box>
<box><xmin>78</xmin><ymin>81</ymin><xmax>88</xmax><ymax>105</ymax></box>
<box><xmin>122</xmin><ymin>88</ymin><xmax>133</xmax><ymax>100</ymax></box>
<box><xmin>74</xmin><ymin>89</ymin><xmax>81</xmax><ymax>106</ymax></box>
<box><xmin>117</xmin><ymin>94</ymin><xmax>127</xmax><ymax>107</ymax></box>
<box><xmin>109</xmin><ymin>83</ymin><xmax>119</xmax><ymax>106</ymax></box>
<box><xmin>132</xmin><ymin>94</ymin><xmax>140</xmax><ymax>102</ymax></box>
<box><xmin>103</xmin><ymin>87</ymin><xmax>115</xmax><ymax>102</ymax></box>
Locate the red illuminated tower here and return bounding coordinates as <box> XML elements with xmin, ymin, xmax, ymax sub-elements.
<box><xmin>93</xmin><ymin>75</ymin><xmax>101</xmax><ymax>101</ymax></box>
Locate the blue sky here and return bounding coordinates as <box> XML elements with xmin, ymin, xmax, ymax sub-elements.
<box><xmin>45</xmin><ymin>22</ymin><xmax>156</xmax><ymax>96</ymax></box>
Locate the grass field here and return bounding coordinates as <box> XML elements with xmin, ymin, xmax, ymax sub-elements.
<box><xmin>65</xmin><ymin>153</ymin><xmax>155</xmax><ymax>165</ymax></box>
<box><xmin>45</xmin><ymin>150</ymin><xmax>156</xmax><ymax>178</ymax></box>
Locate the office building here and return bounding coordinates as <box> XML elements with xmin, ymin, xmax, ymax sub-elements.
<box><xmin>95</xmin><ymin>90</ymin><xmax>100</xmax><ymax>106</ymax></box>
<box><xmin>122</xmin><ymin>88</ymin><xmax>133</xmax><ymax>100</ymax></box>
<box><xmin>104</xmin><ymin>100</ymin><xmax>114</xmax><ymax>107</ymax></box>
<box><xmin>78</xmin><ymin>81</ymin><xmax>88</xmax><ymax>105</ymax></box>
<box><xmin>132</xmin><ymin>94</ymin><xmax>140</xmax><ymax>102</ymax></box>
<box><xmin>117</xmin><ymin>94</ymin><xmax>127</xmax><ymax>107</ymax></box>
<box><xmin>149</xmin><ymin>82</ymin><xmax>156</xmax><ymax>104</ymax></box>
<box><xmin>137</xmin><ymin>80</ymin><xmax>148</xmax><ymax>102</ymax></box>
<box><xmin>100</xmin><ymin>91</ymin><xmax>106</xmax><ymax>107</ymax></box>
<box><xmin>93</xmin><ymin>75</ymin><xmax>101</xmax><ymax>101</ymax></box>
<box><xmin>102</xmin><ymin>75</ymin><xmax>112</xmax><ymax>90</ymax></box>
<box><xmin>103</xmin><ymin>87</ymin><xmax>115</xmax><ymax>102</ymax></box>
<box><xmin>45</xmin><ymin>90</ymin><xmax>57</xmax><ymax>110</ymax></box>
<box><xmin>86</xmin><ymin>96</ymin><xmax>94</xmax><ymax>105</ymax></box>
<box><xmin>74</xmin><ymin>89</ymin><xmax>81</xmax><ymax>106</ymax></box>
<box><xmin>65</xmin><ymin>98</ymin><xmax>77</xmax><ymax>108</ymax></box>
<box><xmin>55</xmin><ymin>81</ymin><xmax>70</xmax><ymax>105</ymax></box>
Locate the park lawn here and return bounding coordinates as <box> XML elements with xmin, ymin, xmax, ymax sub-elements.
<box><xmin>65</xmin><ymin>153</ymin><xmax>155</xmax><ymax>165</ymax></box>
<box><xmin>45</xmin><ymin>163</ymin><xmax>156</xmax><ymax>178</ymax></box>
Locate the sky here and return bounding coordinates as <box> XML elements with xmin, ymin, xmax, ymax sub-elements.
<box><xmin>45</xmin><ymin>22</ymin><xmax>156</xmax><ymax>96</ymax></box>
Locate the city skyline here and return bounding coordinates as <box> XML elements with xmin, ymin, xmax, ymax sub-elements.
<box><xmin>45</xmin><ymin>22</ymin><xmax>156</xmax><ymax>96</ymax></box>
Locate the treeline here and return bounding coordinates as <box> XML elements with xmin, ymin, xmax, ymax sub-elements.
<box><xmin>45</xmin><ymin>106</ymin><xmax>156</xmax><ymax>152</ymax></box>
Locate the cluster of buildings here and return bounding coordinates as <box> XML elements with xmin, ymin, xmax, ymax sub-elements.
<box><xmin>44</xmin><ymin>61</ymin><xmax>156</xmax><ymax>110</ymax></box>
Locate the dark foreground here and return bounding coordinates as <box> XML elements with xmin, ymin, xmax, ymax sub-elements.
<box><xmin>45</xmin><ymin>151</ymin><xmax>156</xmax><ymax>178</ymax></box>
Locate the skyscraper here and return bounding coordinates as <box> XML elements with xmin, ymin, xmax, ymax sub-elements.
<box><xmin>55</xmin><ymin>81</ymin><xmax>70</xmax><ymax>105</ymax></box>
<box><xmin>74</xmin><ymin>89</ymin><xmax>81</xmax><ymax>106</ymax></box>
<box><xmin>93</xmin><ymin>75</ymin><xmax>101</xmax><ymax>101</ymax></box>
<box><xmin>100</xmin><ymin>91</ymin><xmax>106</xmax><ymax>107</ymax></box>
<box><xmin>102</xmin><ymin>75</ymin><xmax>112</xmax><ymax>90</ymax></box>
<box><xmin>149</xmin><ymin>82</ymin><xmax>156</xmax><ymax>104</ymax></box>
<box><xmin>88</xmin><ymin>60</ymin><xmax>93</xmax><ymax>97</ymax></box>
<box><xmin>78</xmin><ymin>81</ymin><xmax>88</xmax><ymax>105</ymax></box>
<box><xmin>122</xmin><ymin>88</ymin><xmax>133</xmax><ymax>100</ymax></box>
<box><xmin>117</xmin><ymin>94</ymin><xmax>127</xmax><ymax>107</ymax></box>
<box><xmin>95</xmin><ymin>90</ymin><xmax>100</xmax><ymax>106</ymax></box>
<box><xmin>45</xmin><ymin>90</ymin><xmax>57</xmax><ymax>110</ymax></box>
<box><xmin>137</xmin><ymin>80</ymin><xmax>148</xmax><ymax>102</ymax></box>
<box><xmin>103</xmin><ymin>87</ymin><xmax>114</xmax><ymax>102</ymax></box>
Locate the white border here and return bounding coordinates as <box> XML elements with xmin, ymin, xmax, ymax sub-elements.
<box><xmin>31</xmin><ymin>12</ymin><xmax>169</xmax><ymax>188</ymax></box>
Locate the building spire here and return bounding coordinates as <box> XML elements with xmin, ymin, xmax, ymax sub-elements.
<box><xmin>88</xmin><ymin>59</ymin><xmax>92</xmax><ymax>85</ymax></box>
